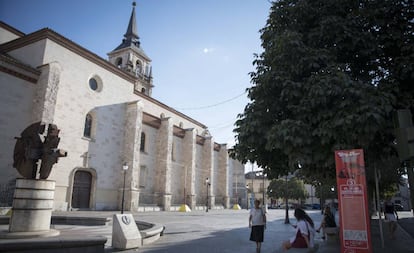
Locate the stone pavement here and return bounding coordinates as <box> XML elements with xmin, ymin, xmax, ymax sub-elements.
<box><xmin>1</xmin><ymin>210</ymin><xmax>413</xmax><ymax>253</ymax></box>
<box><xmin>369</xmin><ymin>213</ymin><xmax>414</xmax><ymax>253</ymax></box>
<box><xmin>57</xmin><ymin>210</ymin><xmax>414</xmax><ymax>253</ymax></box>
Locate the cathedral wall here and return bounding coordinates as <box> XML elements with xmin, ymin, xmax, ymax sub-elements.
<box><xmin>0</xmin><ymin>26</ymin><xmax>21</xmax><ymax>44</ymax></box>
<box><xmin>89</xmin><ymin>104</ymin><xmax>127</xmax><ymax>210</ymax></box>
<box><xmin>139</xmin><ymin>124</ymin><xmax>158</xmax><ymax>204</ymax></box>
<box><xmin>195</xmin><ymin>144</ymin><xmax>204</xmax><ymax>204</ymax></box>
<box><xmin>213</xmin><ymin>151</ymin><xmax>219</xmax><ymax>198</ymax></box>
<box><xmin>138</xmin><ymin>101</ymin><xmax>206</xmax><ymax>134</ymax></box>
<box><xmin>7</xmin><ymin>40</ymin><xmax>47</xmax><ymax>68</ymax></box>
<box><xmin>170</xmin><ymin>136</ymin><xmax>185</xmax><ymax>205</ymax></box>
<box><xmin>39</xmin><ymin>39</ymin><xmax>138</xmax><ymax>209</ymax></box>
<box><xmin>0</xmin><ymin>73</ymin><xmax>35</xmax><ymax>187</ymax></box>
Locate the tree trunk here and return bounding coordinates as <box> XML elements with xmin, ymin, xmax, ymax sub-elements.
<box><xmin>284</xmin><ymin>176</ymin><xmax>290</xmax><ymax>224</ymax></box>
<box><xmin>284</xmin><ymin>197</ymin><xmax>290</xmax><ymax>224</ymax></box>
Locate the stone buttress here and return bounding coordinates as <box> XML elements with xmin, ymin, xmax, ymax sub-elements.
<box><xmin>121</xmin><ymin>101</ymin><xmax>144</xmax><ymax>211</ymax></box>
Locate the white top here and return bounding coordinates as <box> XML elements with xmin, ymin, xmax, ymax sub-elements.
<box><xmin>250</xmin><ymin>207</ymin><xmax>265</xmax><ymax>226</ymax></box>
<box><xmin>290</xmin><ymin>220</ymin><xmax>315</xmax><ymax>247</ymax></box>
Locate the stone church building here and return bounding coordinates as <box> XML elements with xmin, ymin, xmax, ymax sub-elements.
<box><xmin>0</xmin><ymin>4</ymin><xmax>245</xmax><ymax>211</ymax></box>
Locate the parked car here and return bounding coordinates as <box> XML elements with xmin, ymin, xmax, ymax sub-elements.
<box><xmin>312</xmin><ymin>203</ymin><xmax>321</xmax><ymax>210</ymax></box>
<box><xmin>394</xmin><ymin>204</ymin><xmax>404</xmax><ymax>211</ymax></box>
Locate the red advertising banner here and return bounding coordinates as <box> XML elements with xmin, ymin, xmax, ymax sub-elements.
<box><xmin>335</xmin><ymin>149</ymin><xmax>372</xmax><ymax>253</ymax></box>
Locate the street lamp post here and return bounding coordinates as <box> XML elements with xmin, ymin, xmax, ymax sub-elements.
<box><xmin>205</xmin><ymin>177</ymin><xmax>210</xmax><ymax>212</ymax></box>
<box><xmin>246</xmin><ymin>184</ymin><xmax>249</xmax><ymax>209</ymax></box>
<box><xmin>121</xmin><ymin>162</ymin><xmax>128</xmax><ymax>214</ymax></box>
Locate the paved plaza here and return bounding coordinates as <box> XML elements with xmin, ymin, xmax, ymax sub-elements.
<box><xmin>42</xmin><ymin>209</ymin><xmax>414</xmax><ymax>253</ymax></box>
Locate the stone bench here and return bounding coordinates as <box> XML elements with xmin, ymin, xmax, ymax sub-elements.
<box><xmin>137</xmin><ymin>221</ymin><xmax>165</xmax><ymax>245</ymax></box>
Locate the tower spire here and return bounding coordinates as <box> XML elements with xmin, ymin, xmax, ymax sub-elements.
<box><xmin>114</xmin><ymin>1</ymin><xmax>140</xmax><ymax>50</ymax></box>
<box><xmin>108</xmin><ymin>0</ymin><xmax>153</xmax><ymax>97</ymax></box>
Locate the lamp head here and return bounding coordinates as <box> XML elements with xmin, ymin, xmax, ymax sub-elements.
<box><xmin>123</xmin><ymin>162</ymin><xmax>129</xmax><ymax>171</ymax></box>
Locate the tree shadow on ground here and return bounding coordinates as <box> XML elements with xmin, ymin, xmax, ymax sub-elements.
<box><xmin>104</xmin><ymin>214</ymin><xmax>327</xmax><ymax>253</ymax></box>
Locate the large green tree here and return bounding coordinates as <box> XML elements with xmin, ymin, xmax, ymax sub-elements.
<box><xmin>231</xmin><ymin>0</ymin><xmax>414</xmax><ymax>198</ymax></box>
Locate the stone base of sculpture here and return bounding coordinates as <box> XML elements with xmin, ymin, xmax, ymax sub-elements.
<box><xmin>1</xmin><ymin>178</ymin><xmax>59</xmax><ymax>238</ymax></box>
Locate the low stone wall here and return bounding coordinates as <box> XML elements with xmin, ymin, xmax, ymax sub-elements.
<box><xmin>0</xmin><ymin>236</ymin><xmax>107</xmax><ymax>253</ymax></box>
<box><xmin>0</xmin><ymin>214</ymin><xmax>165</xmax><ymax>253</ymax></box>
<box><xmin>51</xmin><ymin>216</ymin><xmax>110</xmax><ymax>226</ymax></box>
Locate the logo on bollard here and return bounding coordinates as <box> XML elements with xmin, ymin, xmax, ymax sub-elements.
<box><xmin>121</xmin><ymin>215</ymin><xmax>131</xmax><ymax>225</ymax></box>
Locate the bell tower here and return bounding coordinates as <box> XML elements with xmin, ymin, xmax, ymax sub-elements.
<box><xmin>108</xmin><ymin>2</ymin><xmax>153</xmax><ymax>96</ymax></box>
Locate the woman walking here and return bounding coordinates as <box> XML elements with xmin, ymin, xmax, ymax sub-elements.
<box><xmin>249</xmin><ymin>199</ymin><xmax>266</xmax><ymax>253</ymax></box>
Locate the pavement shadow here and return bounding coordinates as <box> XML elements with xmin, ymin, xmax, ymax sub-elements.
<box><xmin>104</xmin><ymin>215</ymin><xmax>328</xmax><ymax>253</ymax></box>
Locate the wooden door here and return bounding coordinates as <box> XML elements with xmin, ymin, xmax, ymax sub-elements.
<box><xmin>72</xmin><ymin>171</ymin><xmax>92</xmax><ymax>208</ymax></box>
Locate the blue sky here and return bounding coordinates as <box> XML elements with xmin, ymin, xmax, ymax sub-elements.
<box><xmin>0</xmin><ymin>0</ymin><xmax>271</xmax><ymax>147</ymax></box>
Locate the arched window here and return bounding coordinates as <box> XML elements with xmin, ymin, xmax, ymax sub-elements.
<box><xmin>136</xmin><ymin>60</ymin><xmax>142</xmax><ymax>75</ymax></box>
<box><xmin>140</xmin><ymin>132</ymin><xmax>146</xmax><ymax>152</ymax></box>
<box><xmin>116</xmin><ymin>58</ymin><xmax>122</xmax><ymax>68</ymax></box>
<box><xmin>141</xmin><ymin>87</ymin><xmax>146</xmax><ymax>93</ymax></box>
<box><xmin>83</xmin><ymin>114</ymin><xmax>92</xmax><ymax>138</ymax></box>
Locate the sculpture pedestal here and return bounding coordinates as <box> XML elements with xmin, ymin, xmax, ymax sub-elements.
<box><xmin>6</xmin><ymin>178</ymin><xmax>59</xmax><ymax>238</ymax></box>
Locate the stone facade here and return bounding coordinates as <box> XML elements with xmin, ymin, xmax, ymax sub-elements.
<box><xmin>0</xmin><ymin>5</ymin><xmax>245</xmax><ymax>211</ymax></box>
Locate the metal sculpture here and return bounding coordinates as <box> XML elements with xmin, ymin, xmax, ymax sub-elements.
<box><xmin>13</xmin><ymin>122</ymin><xmax>67</xmax><ymax>179</ymax></box>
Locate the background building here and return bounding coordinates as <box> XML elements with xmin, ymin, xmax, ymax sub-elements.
<box><xmin>0</xmin><ymin>4</ymin><xmax>245</xmax><ymax>211</ymax></box>
<box><xmin>245</xmin><ymin>170</ymin><xmax>269</xmax><ymax>209</ymax></box>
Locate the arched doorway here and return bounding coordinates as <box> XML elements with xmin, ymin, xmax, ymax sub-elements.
<box><xmin>71</xmin><ymin>171</ymin><xmax>92</xmax><ymax>209</ymax></box>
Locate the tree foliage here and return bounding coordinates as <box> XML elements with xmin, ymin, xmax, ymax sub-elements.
<box><xmin>267</xmin><ymin>177</ymin><xmax>308</xmax><ymax>201</ymax></box>
<box><xmin>231</xmin><ymin>0</ymin><xmax>414</xmax><ymax>191</ymax></box>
